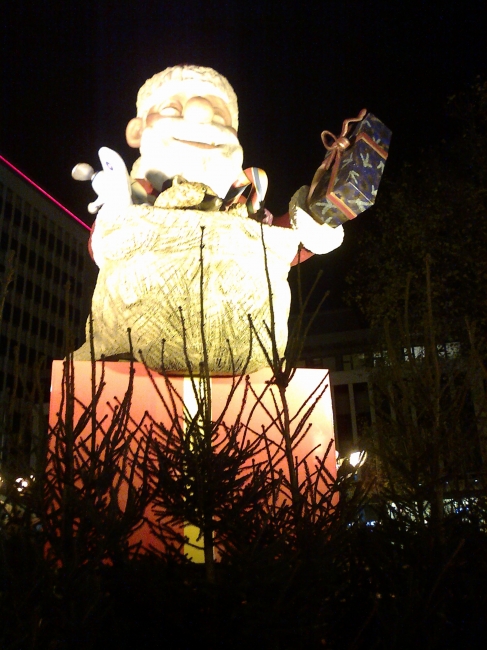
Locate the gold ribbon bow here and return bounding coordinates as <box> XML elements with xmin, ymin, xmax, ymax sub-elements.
<box><xmin>321</xmin><ymin>108</ymin><xmax>367</xmax><ymax>170</ymax></box>
<box><xmin>307</xmin><ymin>108</ymin><xmax>367</xmax><ymax>203</ymax></box>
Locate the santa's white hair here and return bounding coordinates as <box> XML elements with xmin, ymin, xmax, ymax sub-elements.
<box><xmin>136</xmin><ymin>65</ymin><xmax>239</xmax><ymax>130</ymax></box>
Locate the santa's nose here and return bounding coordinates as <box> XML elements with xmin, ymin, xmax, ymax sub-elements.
<box><xmin>183</xmin><ymin>96</ymin><xmax>214</xmax><ymax>124</ymax></box>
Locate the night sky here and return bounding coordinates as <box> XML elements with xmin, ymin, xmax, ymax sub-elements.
<box><xmin>1</xmin><ymin>0</ymin><xmax>486</xmax><ymax>306</ymax></box>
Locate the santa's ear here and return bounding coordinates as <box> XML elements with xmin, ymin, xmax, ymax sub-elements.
<box><xmin>126</xmin><ymin>117</ymin><xmax>143</xmax><ymax>148</ymax></box>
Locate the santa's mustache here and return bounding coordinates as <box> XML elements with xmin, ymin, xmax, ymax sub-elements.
<box><xmin>146</xmin><ymin>117</ymin><xmax>239</xmax><ymax>147</ymax></box>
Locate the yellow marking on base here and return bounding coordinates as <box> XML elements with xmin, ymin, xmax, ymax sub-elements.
<box><xmin>184</xmin><ymin>524</ymin><xmax>205</xmax><ymax>563</ymax></box>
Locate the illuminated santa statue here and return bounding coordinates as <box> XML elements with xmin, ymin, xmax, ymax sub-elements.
<box><xmin>73</xmin><ymin>65</ymin><xmax>344</xmax><ymax>374</ymax></box>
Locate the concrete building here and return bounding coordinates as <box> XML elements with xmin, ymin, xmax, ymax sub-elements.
<box><xmin>296</xmin><ymin>307</ymin><xmax>485</xmax><ymax>485</ymax></box>
<box><xmin>0</xmin><ymin>154</ymin><xmax>96</xmax><ymax>467</ymax></box>
<box><xmin>294</xmin><ymin>308</ymin><xmax>378</xmax><ymax>458</ymax></box>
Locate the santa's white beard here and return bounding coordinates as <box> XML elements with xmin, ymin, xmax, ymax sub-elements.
<box><xmin>134</xmin><ymin>118</ymin><xmax>244</xmax><ymax>198</ymax></box>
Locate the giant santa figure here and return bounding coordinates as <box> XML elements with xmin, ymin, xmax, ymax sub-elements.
<box><xmin>73</xmin><ymin>65</ymin><xmax>344</xmax><ymax>374</ymax></box>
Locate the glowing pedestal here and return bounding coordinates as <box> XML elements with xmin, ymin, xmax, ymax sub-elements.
<box><xmin>49</xmin><ymin>361</ymin><xmax>336</xmax><ymax>559</ymax></box>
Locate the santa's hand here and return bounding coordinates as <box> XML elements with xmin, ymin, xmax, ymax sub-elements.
<box><xmin>71</xmin><ymin>147</ymin><xmax>133</xmax><ymax>215</ymax></box>
<box><xmin>290</xmin><ymin>186</ymin><xmax>344</xmax><ymax>255</ymax></box>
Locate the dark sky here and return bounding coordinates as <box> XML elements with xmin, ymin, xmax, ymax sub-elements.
<box><xmin>1</xmin><ymin>0</ymin><xmax>486</xmax><ymax>305</ymax></box>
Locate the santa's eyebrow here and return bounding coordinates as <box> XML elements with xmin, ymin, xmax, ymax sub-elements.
<box><xmin>208</xmin><ymin>102</ymin><xmax>231</xmax><ymax>122</ymax></box>
<box><xmin>153</xmin><ymin>99</ymin><xmax>183</xmax><ymax>111</ymax></box>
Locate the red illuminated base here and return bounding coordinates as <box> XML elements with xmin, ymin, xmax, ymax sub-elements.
<box><xmin>49</xmin><ymin>361</ymin><xmax>336</xmax><ymax>558</ymax></box>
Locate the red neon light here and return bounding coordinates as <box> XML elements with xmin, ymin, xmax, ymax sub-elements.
<box><xmin>0</xmin><ymin>154</ymin><xmax>90</xmax><ymax>231</ymax></box>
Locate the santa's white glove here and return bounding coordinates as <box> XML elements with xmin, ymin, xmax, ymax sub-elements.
<box><xmin>289</xmin><ymin>186</ymin><xmax>344</xmax><ymax>255</ymax></box>
<box><xmin>72</xmin><ymin>147</ymin><xmax>133</xmax><ymax>217</ymax></box>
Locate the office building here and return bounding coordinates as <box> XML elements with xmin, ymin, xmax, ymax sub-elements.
<box><xmin>0</xmin><ymin>154</ymin><xmax>96</xmax><ymax>466</ymax></box>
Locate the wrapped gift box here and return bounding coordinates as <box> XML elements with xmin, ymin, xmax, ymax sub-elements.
<box><xmin>308</xmin><ymin>113</ymin><xmax>392</xmax><ymax>227</ymax></box>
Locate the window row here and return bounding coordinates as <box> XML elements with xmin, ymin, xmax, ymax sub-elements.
<box><xmin>1</xmin><ymin>234</ymin><xmax>83</xmax><ymax>297</ymax></box>
<box><xmin>1</xmin><ymin>197</ymin><xmax>86</xmax><ymax>271</ymax></box>
<box><xmin>0</xmin><ymin>363</ymin><xmax>52</xmax><ymax>401</ymax></box>
<box><xmin>4</xmin><ymin>281</ymin><xmax>82</xmax><ymax>320</ymax></box>
<box><xmin>304</xmin><ymin>353</ymin><xmax>367</xmax><ymax>372</ymax></box>
<box><xmin>2</xmin><ymin>301</ymin><xmax>81</xmax><ymax>337</ymax></box>
<box><xmin>0</xmin><ymin>335</ymin><xmax>53</xmax><ymax>366</ymax></box>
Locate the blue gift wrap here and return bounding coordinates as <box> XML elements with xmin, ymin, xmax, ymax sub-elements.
<box><xmin>309</xmin><ymin>113</ymin><xmax>392</xmax><ymax>227</ymax></box>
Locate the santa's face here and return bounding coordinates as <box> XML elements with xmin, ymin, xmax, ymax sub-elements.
<box><xmin>127</xmin><ymin>93</ymin><xmax>243</xmax><ymax>198</ymax></box>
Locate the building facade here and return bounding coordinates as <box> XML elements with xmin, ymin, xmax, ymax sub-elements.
<box><xmin>0</xmin><ymin>154</ymin><xmax>96</xmax><ymax>468</ymax></box>
<box><xmin>297</xmin><ymin>308</ymin><xmax>486</xmax><ymax>483</ymax></box>
<box><xmin>295</xmin><ymin>309</ymin><xmax>378</xmax><ymax>458</ymax></box>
